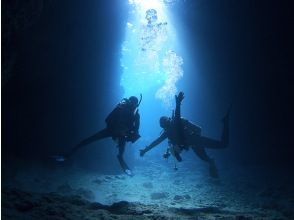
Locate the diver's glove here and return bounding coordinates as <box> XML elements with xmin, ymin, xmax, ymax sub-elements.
<box><xmin>128</xmin><ymin>131</ymin><xmax>141</xmax><ymax>143</ymax></box>
<box><xmin>163</xmin><ymin>151</ymin><xmax>170</xmax><ymax>159</ymax></box>
<box><xmin>139</xmin><ymin>148</ymin><xmax>147</xmax><ymax>157</ymax></box>
<box><xmin>175</xmin><ymin>91</ymin><xmax>185</xmax><ymax>105</ymax></box>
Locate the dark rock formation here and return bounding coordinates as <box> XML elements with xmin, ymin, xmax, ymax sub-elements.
<box><xmin>2</xmin><ymin>187</ymin><xmax>263</xmax><ymax>220</ymax></box>
<box><xmin>2</xmin><ymin>0</ymin><xmax>47</xmax><ymax>85</ymax></box>
<box><xmin>55</xmin><ymin>183</ymin><xmax>95</xmax><ymax>201</ymax></box>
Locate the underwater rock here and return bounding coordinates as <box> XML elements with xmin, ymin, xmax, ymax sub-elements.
<box><xmin>184</xmin><ymin>194</ymin><xmax>191</xmax><ymax>200</ymax></box>
<box><xmin>170</xmin><ymin>206</ymin><xmax>222</xmax><ymax>215</ymax></box>
<box><xmin>142</xmin><ymin>182</ymin><xmax>153</xmax><ymax>189</ymax></box>
<box><xmin>92</xmin><ymin>179</ymin><xmax>102</xmax><ymax>185</ymax></box>
<box><xmin>87</xmin><ymin>202</ymin><xmax>107</xmax><ymax>210</ymax></box>
<box><xmin>107</xmin><ymin>201</ymin><xmax>154</xmax><ymax>216</ymax></box>
<box><xmin>14</xmin><ymin>201</ymin><xmax>36</xmax><ymax>212</ymax></box>
<box><xmin>2</xmin><ymin>188</ymin><xmax>284</xmax><ymax>220</ymax></box>
<box><xmin>56</xmin><ymin>184</ymin><xmax>94</xmax><ymax>200</ymax></box>
<box><xmin>173</xmin><ymin>195</ymin><xmax>184</xmax><ymax>201</ymax></box>
<box><xmin>75</xmin><ymin>188</ymin><xmax>95</xmax><ymax>200</ymax></box>
<box><xmin>235</xmin><ymin>215</ymin><xmax>253</xmax><ymax>220</ymax></box>
<box><xmin>115</xmin><ymin>175</ymin><xmax>126</xmax><ymax>180</ymax></box>
<box><xmin>4</xmin><ymin>189</ymin><xmax>38</xmax><ymax>212</ymax></box>
<box><xmin>151</xmin><ymin>192</ymin><xmax>168</xmax><ymax>200</ymax></box>
<box><xmin>104</xmin><ymin>176</ymin><xmax>113</xmax><ymax>181</ymax></box>
<box><xmin>68</xmin><ymin>195</ymin><xmax>87</xmax><ymax>206</ymax></box>
<box><xmin>56</xmin><ymin>183</ymin><xmax>73</xmax><ymax>194</ymax></box>
<box><xmin>173</xmin><ymin>194</ymin><xmax>191</xmax><ymax>201</ymax></box>
<box><xmin>195</xmin><ymin>183</ymin><xmax>203</xmax><ymax>189</ymax></box>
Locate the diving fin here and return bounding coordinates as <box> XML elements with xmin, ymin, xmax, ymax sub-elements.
<box><xmin>124</xmin><ymin>169</ymin><xmax>134</xmax><ymax>177</ymax></box>
<box><xmin>117</xmin><ymin>155</ymin><xmax>133</xmax><ymax>176</ymax></box>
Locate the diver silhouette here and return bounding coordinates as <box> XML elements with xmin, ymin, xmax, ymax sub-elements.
<box><xmin>140</xmin><ymin>92</ymin><xmax>230</xmax><ymax>178</ymax></box>
<box><xmin>54</xmin><ymin>95</ymin><xmax>141</xmax><ymax>176</ymax></box>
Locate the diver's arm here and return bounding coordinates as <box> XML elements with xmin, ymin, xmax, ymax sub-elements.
<box><xmin>134</xmin><ymin>110</ymin><xmax>140</xmax><ymax>131</ymax></box>
<box><xmin>175</xmin><ymin>92</ymin><xmax>184</xmax><ymax>121</ymax></box>
<box><xmin>140</xmin><ymin>132</ymin><xmax>168</xmax><ymax>156</ymax></box>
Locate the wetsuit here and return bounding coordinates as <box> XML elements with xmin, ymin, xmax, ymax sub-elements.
<box><xmin>68</xmin><ymin>100</ymin><xmax>140</xmax><ymax>173</ymax></box>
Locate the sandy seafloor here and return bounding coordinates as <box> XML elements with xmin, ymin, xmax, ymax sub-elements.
<box><xmin>2</xmin><ymin>156</ymin><xmax>294</xmax><ymax>220</ymax></box>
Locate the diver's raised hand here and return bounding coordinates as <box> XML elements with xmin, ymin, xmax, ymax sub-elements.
<box><xmin>175</xmin><ymin>91</ymin><xmax>185</xmax><ymax>104</ymax></box>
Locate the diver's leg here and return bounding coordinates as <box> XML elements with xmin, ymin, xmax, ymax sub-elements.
<box><xmin>116</xmin><ymin>138</ymin><xmax>131</xmax><ymax>174</ymax></box>
<box><xmin>190</xmin><ymin>109</ymin><xmax>230</xmax><ymax>149</ymax></box>
<box><xmin>191</xmin><ymin>146</ymin><xmax>211</xmax><ymax>162</ymax></box>
<box><xmin>191</xmin><ymin>146</ymin><xmax>218</xmax><ymax>178</ymax></box>
<box><xmin>68</xmin><ymin>128</ymin><xmax>111</xmax><ymax>157</ymax></box>
<box><xmin>188</xmin><ymin>135</ymin><xmax>225</xmax><ymax>149</ymax></box>
<box><xmin>169</xmin><ymin>145</ymin><xmax>183</xmax><ymax>162</ymax></box>
<box><xmin>196</xmin><ymin>136</ymin><xmax>226</xmax><ymax>149</ymax></box>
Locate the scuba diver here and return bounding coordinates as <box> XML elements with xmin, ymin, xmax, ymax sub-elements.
<box><xmin>140</xmin><ymin>92</ymin><xmax>230</xmax><ymax>178</ymax></box>
<box><xmin>53</xmin><ymin>95</ymin><xmax>142</xmax><ymax>176</ymax></box>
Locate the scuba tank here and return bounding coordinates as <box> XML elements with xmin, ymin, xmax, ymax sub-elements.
<box><xmin>105</xmin><ymin>94</ymin><xmax>142</xmax><ymax>128</ymax></box>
